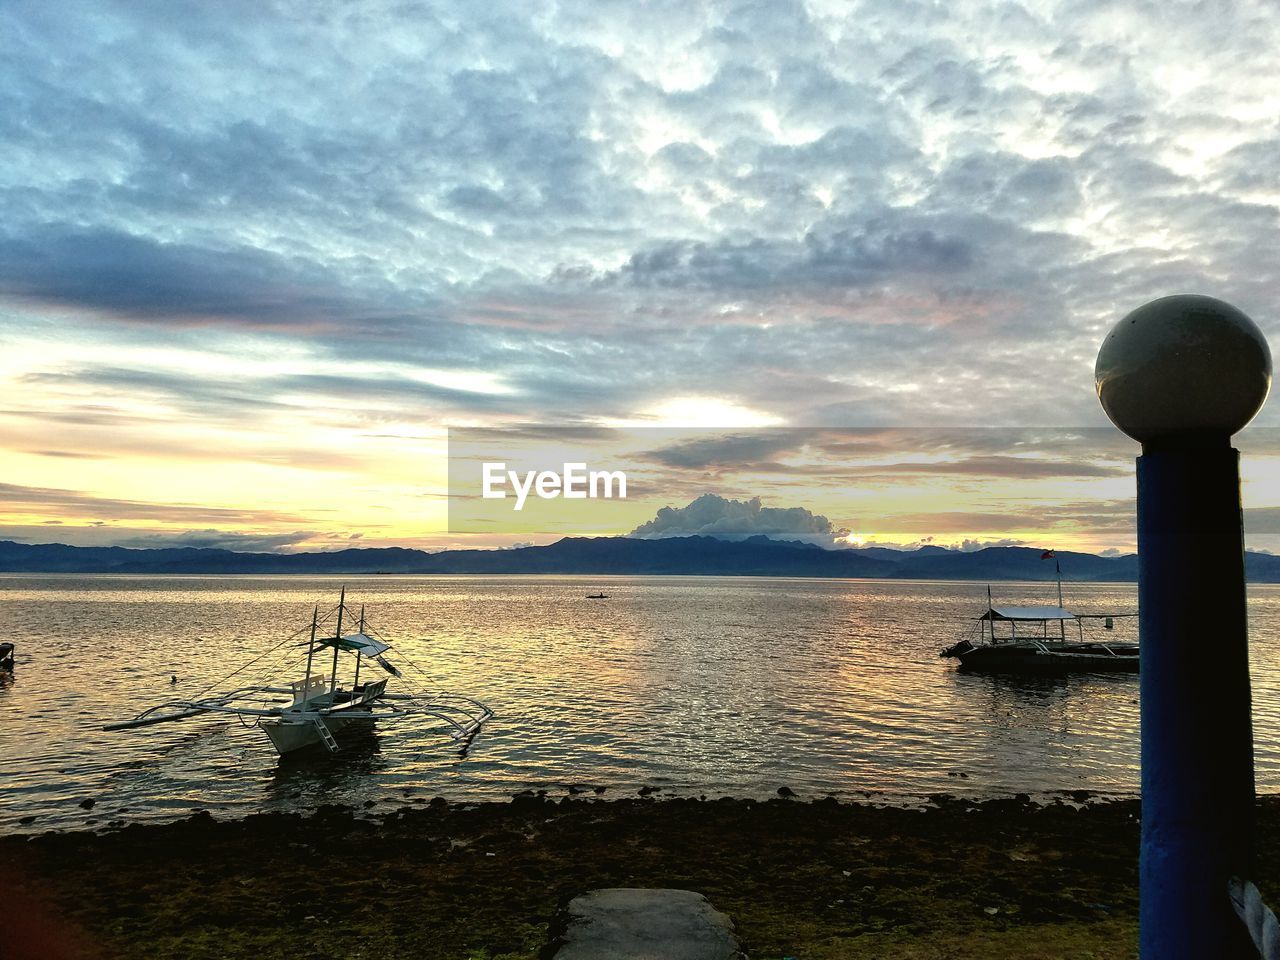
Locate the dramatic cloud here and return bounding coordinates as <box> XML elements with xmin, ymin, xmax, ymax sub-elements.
<box><xmin>110</xmin><ymin>529</ymin><xmax>315</xmax><ymax>552</ymax></box>
<box><xmin>852</xmin><ymin>456</ymin><xmax>1126</xmax><ymax>479</ymax></box>
<box><xmin>860</xmin><ymin>500</ymin><xmax>1136</xmax><ymax>535</ymax></box>
<box><xmin>629</xmin><ymin>493</ymin><xmax>848</xmax><ymax>544</ymax></box>
<box><xmin>0</xmin><ymin>225</ymin><xmax>400</xmax><ymax>330</ymax></box>
<box><xmin>4</xmin><ymin>1</ymin><xmax>1280</xmax><ymax>550</ymax></box>
<box><xmin>0</xmin><ymin>481</ymin><xmax>311</xmax><ymax>526</ymax></box>
<box><xmin>640</xmin><ymin>428</ymin><xmax>1131</xmax><ymax>477</ymax></box>
<box><xmin>3</xmin><ymin>0</ymin><xmax>1278</xmax><ymax>426</ymax></box>
<box><xmin>643</xmin><ymin>432</ymin><xmax>813</xmax><ymax>471</ymax></box>
<box><xmin>955</xmin><ymin>538</ymin><xmax>1028</xmax><ymax>552</ymax></box>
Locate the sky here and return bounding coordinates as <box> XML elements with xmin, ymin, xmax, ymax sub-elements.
<box><xmin>2</xmin><ymin>0</ymin><xmax>1279</xmax><ymax>554</ymax></box>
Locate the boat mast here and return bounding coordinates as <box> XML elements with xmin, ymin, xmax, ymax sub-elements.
<box><xmin>329</xmin><ymin>586</ymin><xmax>345</xmax><ymax>695</ymax></box>
<box><xmin>986</xmin><ymin>585</ymin><xmax>992</xmax><ymax>642</ymax></box>
<box><xmin>353</xmin><ymin>604</ymin><xmax>365</xmax><ymax>690</ymax></box>
<box><xmin>1056</xmin><ymin>557</ymin><xmax>1065</xmax><ymax>640</ymax></box>
<box><xmin>302</xmin><ymin>604</ymin><xmax>318</xmax><ymax>697</ymax></box>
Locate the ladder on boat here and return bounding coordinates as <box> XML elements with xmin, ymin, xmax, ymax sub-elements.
<box><xmin>312</xmin><ymin>718</ymin><xmax>339</xmax><ymax>753</ymax></box>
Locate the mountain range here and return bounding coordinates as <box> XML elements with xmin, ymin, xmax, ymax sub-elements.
<box><xmin>2</xmin><ymin>535</ymin><xmax>1279</xmax><ymax>582</ymax></box>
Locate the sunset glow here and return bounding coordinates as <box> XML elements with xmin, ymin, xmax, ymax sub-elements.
<box><xmin>2</xmin><ymin>2</ymin><xmax>1279</xmax><ymax>556</ymax></box>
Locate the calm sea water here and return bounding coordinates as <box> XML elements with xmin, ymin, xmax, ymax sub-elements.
<box><xmin>2</xmin><ymin>575</ymin><xmax>1280</xmax><ymax>833</ymax></box>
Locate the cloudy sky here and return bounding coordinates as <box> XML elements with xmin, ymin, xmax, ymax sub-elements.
<box><xmin>2</xmin><ymin>0</ymin><xmax>1278</xmax><ymax>553</ymax></box>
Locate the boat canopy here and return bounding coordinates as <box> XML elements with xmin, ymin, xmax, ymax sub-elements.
<box><xmin>320</xmin><ymin>632</ymin><xmax>391</xmax><ymax>657</ymax></box>
<box><xmin>981</xmin><ymin>605</ymin><xmax>1077</xmax><ymax>622</ymax></box>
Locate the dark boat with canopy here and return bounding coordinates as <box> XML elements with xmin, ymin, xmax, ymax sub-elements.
<box><xmin>941</xmin><ymin>601</ymin><xmax>1138</xmax><ymax>673</ymax></box>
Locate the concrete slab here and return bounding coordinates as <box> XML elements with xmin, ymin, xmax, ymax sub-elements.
<box><xmin>551</xmin><ymin>888</ymin><xmax>745</xmax><ymax>960</ymax></box>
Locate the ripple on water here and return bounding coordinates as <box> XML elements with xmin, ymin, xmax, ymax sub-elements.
<box><xmin>0</xmin><ymin>574</ymin><xmax>1275</xmax><ymax>832</ymax></box>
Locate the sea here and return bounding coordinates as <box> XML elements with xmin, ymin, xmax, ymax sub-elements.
<box><xmin>3</xmin><ymin>574</ymin><xmax>1279</xmax><ymax>833</ymax></box>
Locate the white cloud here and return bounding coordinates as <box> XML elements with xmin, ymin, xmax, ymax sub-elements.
<box><xmin>629</xmin><ymin>492</ymin><xmax>848</xmax><ymax>545</ymax></box>
<box><xmin>3</xmin><ymin>0</ymin><xmax>1279</xmax><ymax>463</ymax></box>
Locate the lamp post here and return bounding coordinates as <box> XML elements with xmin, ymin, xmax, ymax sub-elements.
<box><xmin>1096</xmin><ymin>294</ymin><xmax>1272</xmax><ymax>958</ymax></box>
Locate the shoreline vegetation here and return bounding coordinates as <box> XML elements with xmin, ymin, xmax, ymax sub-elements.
<box><xmin>9</xmin><ymin>793</ymin><xmax>1280</xmax><ymax>959</ymax></box>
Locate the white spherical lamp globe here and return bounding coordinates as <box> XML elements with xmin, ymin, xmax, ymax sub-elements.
<box><xmin>1095</xmin><ymin>294</ymin><xmax>1272</xmax><ymax>443</ymax></box>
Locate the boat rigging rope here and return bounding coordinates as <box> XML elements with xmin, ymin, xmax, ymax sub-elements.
<box><xmin>186</xmin><ymin>646</ymin><xmax>286</xmax><ymax>701</ymax></box>
<box><xmin>185</xmin><ymin>613</ymin><xmax>320</xmax><ymax>701</ymax></box>
<box><xmin>233</xmin><ymin>649</ymin><xmax>310</xmax><ymax>696</ymax></box>
<box><xmin>393</xmin><ymin>648</ymin><xmax>446</xmax><ymax>699</ymax></box>
<box><xmin>358</xmin><ymin>623</ymin><xmax>443</xmax><ymax>700</ymax></box>
<box><xmin>1231</xmin><ymin>877</ymin><xmax>1280</xmax><ymax>959</ymax></box>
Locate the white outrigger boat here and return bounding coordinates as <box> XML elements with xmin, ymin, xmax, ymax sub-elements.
<box><xmin>105</xmin><ymin>591</ymin><xmax>493</xmax><ymax>756</ymax></box>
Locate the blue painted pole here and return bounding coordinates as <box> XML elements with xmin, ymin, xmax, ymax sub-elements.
<box><xmin>1136</xmin><ymin>437</ymin><xmax>1255</xmax><ymax>958</ymax></box>
<box><xmin>1097</xmin><ymin>294</ymin><xmax>1272</xmax><ymax>959</ymax></box>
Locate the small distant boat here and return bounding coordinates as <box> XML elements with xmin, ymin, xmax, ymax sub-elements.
<box><xmin>0</xmin><ymin>641</ymin><xmax>13</xmax><ymax>673</ymax></box>
<box><xmin>940</xmin><ymin>585</ymin><xmax>1138</xmax><ymax>674</ymax></box>
<box><xmin>104</xmin><ymin>590</ymin><xmax>493</xmax><ymax>756</ymax></box>
<box><xmin>586</xmin><ymin>592</ymin><xmax>608</xmax><ymax>599</ymax></box>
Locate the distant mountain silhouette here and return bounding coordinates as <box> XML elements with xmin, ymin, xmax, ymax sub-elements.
<box><xmin>3</xmin><ymin>536</ymin><xmax>1279</xmax><ymax>581</ymax></box>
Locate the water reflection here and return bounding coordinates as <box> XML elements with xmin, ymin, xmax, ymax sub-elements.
<box><xmin>267</xmin><ymin>731</ymin><xmax>385</xmax><ymax>805</ymax></box>
<box><xmin>0</xmin><ymin>574</ymin><xmax>1276</xmax><ymax>832</ymax></box>
<box><xmin>944</xmin><ymin>669</ymin><xmax>1142</xmax><ymax>791</ymax></box>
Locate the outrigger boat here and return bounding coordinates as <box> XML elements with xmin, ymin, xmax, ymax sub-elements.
<box><xmin>940</xmin><ymin>584</ymin><xmax>1138</xmax><ymax>674</ymax></box>
<box><xmin>105</xmin><ymin>591</ymin><xmax>493</xmax><ymax>756</ymax></box>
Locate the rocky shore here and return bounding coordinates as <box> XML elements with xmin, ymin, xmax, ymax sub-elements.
<box><xmin>7</xmin><ymin>792</ymin><xmax>1279</xmax><ymax>959</ymax></box>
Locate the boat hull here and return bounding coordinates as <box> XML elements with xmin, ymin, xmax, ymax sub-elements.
<box><xmin>259</xmin><ymin>712</ymin><xmax>375</xmax><ymax>755</ymax></box>
<box><xmin>951</xmin><ymin>641</ymin><xmax>1139</xmax><ymax>675</ymax></box>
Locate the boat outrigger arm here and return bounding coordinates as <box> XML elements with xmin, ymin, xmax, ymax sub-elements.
<box><xmin>104</xmin><ymin>591</ymin><xmax>494</xmax><ymax>756</ymax></box>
